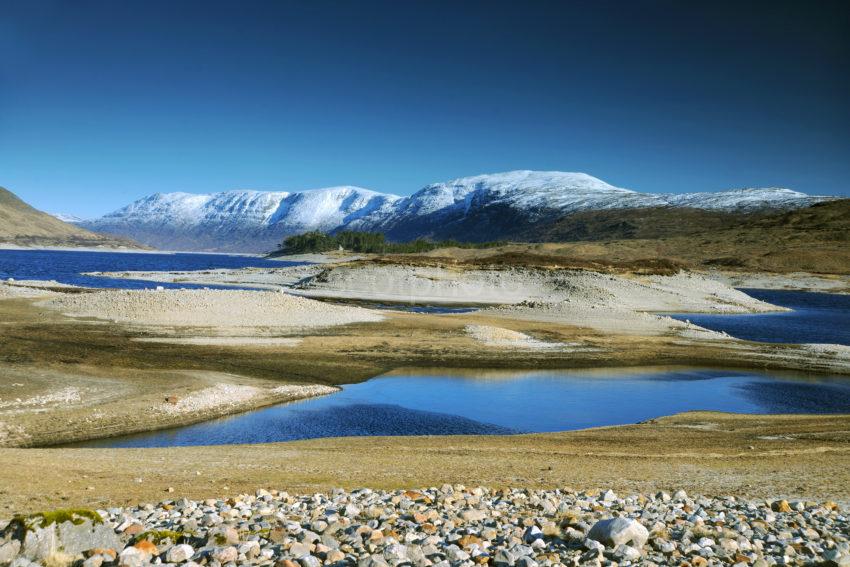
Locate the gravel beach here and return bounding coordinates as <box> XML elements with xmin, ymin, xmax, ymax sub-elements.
<box><xmin>1</xmin><ymin>486</ymin><xmax>847</xmax><ymax>567</ymax></box>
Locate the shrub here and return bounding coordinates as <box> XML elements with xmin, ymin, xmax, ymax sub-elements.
<box><xmin>278</xmin><ymin>231</ymin><xmax>506</xmax><ymax>254</ymax></box>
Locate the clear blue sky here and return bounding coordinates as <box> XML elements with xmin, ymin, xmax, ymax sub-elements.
<box><xmin>1</xmin><ymin>0</ymin><xmax>848</xmax><ymax>217</ymax></box>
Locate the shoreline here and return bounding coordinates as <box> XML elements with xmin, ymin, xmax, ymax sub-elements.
<box><xmin>2</xmin><ymin>274</ymin><xmax>849</xmax><ymax>448</ymax></box>
<box><xmin>49</xmin><ymin>382</ymin><xmax>341</xmax><ymax>449</ymax></box>
<box><xmin>1</xmin><ymin>263</ymin><xmax>849</xmax><ymax>516</ymax></box>
<box><xmin>4</xmin><ymin>331</ymin><xmax>850</xmax><ymax>449</ymax></box>
<box><xmin>0</xmin><ymin>243</ymin><xmax>152</xmax><ymax>254</ymax></box>
<box><xmin>2</xmin><ymin>411</ymin><xmax>849</xmax><ymax>516</ymax></box>
<box><xmin>0</xmin><ymin>244</ymin><xmax>269</xmax><ymax>256</ymax></box>
<box><xmin>61</xmin><ymin>367</ymin><xmax>850</xmax><ymax>450</ymax></box>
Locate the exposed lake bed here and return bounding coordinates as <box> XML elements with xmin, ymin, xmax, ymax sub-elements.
<box><xmin>1</xmin><ymin>249</ymin><xmax>849</xmax><ymax>517</ymax></box>
<box><xmin>2</xmin><ymin>249</ymin><xmax>850</xmax><ymax>450</ymax></box>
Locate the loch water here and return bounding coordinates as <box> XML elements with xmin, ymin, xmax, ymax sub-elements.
<box><xmin>0</xmin><ymin>248</ymin><xmax>301</xmax><ymax>290</ymax></box>
<box><xmin>671</xmin><ymin>289</ymin><xmax>850</xmax><ymax>346</ymax></box>
<box><xmin>71</xmin><ymin>367</ymin><xmax>850</xmax><ymax>448</ymax></box>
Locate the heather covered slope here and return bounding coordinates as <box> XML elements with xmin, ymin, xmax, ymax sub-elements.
<box><xmin>405</xmin><ymin>200</ymin><xmax>850</xmax><ymax>275</ymax></box>
<box><xmin>515</xmin><ymin>198</ymin><xmax>850</xmax><ymax>242</ymax></box>
<box><xmin>0</xmin><ymin>187</ymin><xmax>141</xmax><ymax>249</ymax></box>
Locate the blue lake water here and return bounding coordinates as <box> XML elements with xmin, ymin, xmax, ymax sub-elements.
<box><xmin>0</xmin><ymin>249</ymin><xmax>302</xmax><ymax>290</ymax></box>
<box><xmin>671</xmin><ymin>289</ymin><xmax>850</xmax><ymax>346</ymax></box>
<box><xmin>71</xmin><ymin>367</ymin><xmax>850</xmax><ymax>448</ymax></box>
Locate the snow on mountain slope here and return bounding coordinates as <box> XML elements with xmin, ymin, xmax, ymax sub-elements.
<box><xmin>81</xmin><ymin>171</ymin><xmax>835</xmax><ymax>252</ymax></box>
<box><xmin>664</xmin><ymin>187</ymin><xmax>828</xmax><ymax>211</ymax></box>
<box><xmin>417</xmin><ymin>170</ymin><xmax>658</xmax><ymax>211</ymax></box>
<box><xmin>101</xmin><ymin>190</ymin><xmax>290</xmax><ymax>227</ymax></box>
<box><xmin>267</xmin><ymin>186</ymin><xmax>399</xmax><ymax>231</ymax></box>
<box><xmin>354</xmin><ymin>171</ymin><xmax>663</xmax><ymax>228</ymax></box>
<box><xmin>81</xmin><ymin>187</ymin><xmax>400</xmax><ymax>252</ymax></box>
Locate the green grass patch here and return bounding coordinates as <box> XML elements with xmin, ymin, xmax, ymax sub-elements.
<box><xmin>6</xmin><ymin>508</ymin><xmax>104</xmax><ymax>538</ymax></box>
<box><xmin>29</xmin><ymin>509</ymin><xmax>103</xmax><ymax>528</ymax></box>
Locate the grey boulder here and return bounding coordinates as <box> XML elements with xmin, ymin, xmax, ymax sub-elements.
<box><xmin>587</xmin><ymin>518</ymin><xmax>648</xmax><ymax>549</ymax></box>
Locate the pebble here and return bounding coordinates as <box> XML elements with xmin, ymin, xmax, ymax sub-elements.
<box><xmin>0</xmin><ymin>486</ymin><xmax>847</xmax><ymax>566</ymax></box>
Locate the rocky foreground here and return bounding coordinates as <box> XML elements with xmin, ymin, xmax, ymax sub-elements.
<box><xmin>1</xmin><ymin>487</ymin><xmax>848</xmax><ymax>567</ymax></box>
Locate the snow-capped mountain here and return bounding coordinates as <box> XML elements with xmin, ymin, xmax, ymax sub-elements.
<box><xmin>81</xmin><ymin>171</ymin><xmax>836</xmax><ymax>252</ymax></box>
<box><xmin>347</xmin><ymin>171</ymin><xmax>670</xmax><ymax>241</ymax></box>
<box><xmin>81</xmin><ymin>187</ymin><xmax>399</xmax><ymax>252</ymax></box>
<box><xmin>664</xmin><ymin>187</ymin><xmax>826</xmax><ymax>211</ymax></box>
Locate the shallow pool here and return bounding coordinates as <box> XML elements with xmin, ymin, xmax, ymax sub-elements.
<box><xmin>70</xmin><ymin>367</ymin><xmax>850</xmax><ymax>448</ymax></box>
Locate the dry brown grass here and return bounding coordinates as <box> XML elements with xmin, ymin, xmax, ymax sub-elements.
<box><xmin>371</xmin><ymin>200</ymin><xmax>850</xmax><ymax>275</ymax></box>
<box><xmin>0</xmin><ymin>187</ymin><xmax>141</xmax><ymax>248</ymax></box>
<box><xmin>1</xmin><ymin>411</ymin><xmax>848</xmax><ymax>515</ymax></box>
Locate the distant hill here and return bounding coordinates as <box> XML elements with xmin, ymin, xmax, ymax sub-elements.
<box><xmin>397</xmin><ymin>199</ymin><xmax>850</xmax><ymax>274</ymax></box>
<box><xmin>0</xmin><ymin>187</ymin><xmax>142</xmax><ymax>249</ymax></box>
<box><xmin>79</xmin><ymin>170</ymin><xmax>835</xmax><ymax>252</ymax></box>
<box><xmin>513</xmin><ymin>206</ymin><xmax>769</xmax><ymax>242</ymax></box>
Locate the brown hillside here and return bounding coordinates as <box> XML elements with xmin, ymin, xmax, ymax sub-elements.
<box><xmin>0</xmin><ymin>187</ymin><xmax>142</xmax><ymax>249</ymax></box>
<box><xmin>381</xmin><ymin>200</ymin><xmax>850</xmax><ymax>274</ymax></box>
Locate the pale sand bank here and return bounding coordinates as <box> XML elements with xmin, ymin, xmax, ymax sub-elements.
<box><xmin>287</xmin><ymin>264</ymin><xmax>782</xmax><ymax>336</ymax></box>
<box><xmin>156</xmin><ymin>382</ymin><xmax>337</xmax><ymax>416</ymax></box>
<box><xmin>77</xmin><ymin>264</ymin><xmax>788</xmax><ymax>339</ymax></box>
<box><xmin>706</xmin><ymin>270</ymin><xmax>850</xmax><ymax>293</ymax></box>
<box><xmin>464</xmin><ymin>324</ymin><xmax>579</xmax><ymax>350</ymax></box>
<box><xmin>0</xmin><ymin>364</ymin><xmax>340</xmax><ymax>448</ymax></box>
<box><xmin>84</xmin><ymin>263</ymin><xmax>322</xmax><ymax>289</ymax></box>
<box><xmin>40</xmin><ymin>288</ymin><xmax>384</xmax><ymax>329</ymax></box>
<box><xmin>0</xmin><ymin>280</ymin><xmax>77</xmax><ymax>299</ymax></box>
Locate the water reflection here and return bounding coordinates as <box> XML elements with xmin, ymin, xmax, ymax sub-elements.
<box><xmin>70</xmin><ymin>366</ymin><xmax>850</xmax><ymax>448</ymax></box>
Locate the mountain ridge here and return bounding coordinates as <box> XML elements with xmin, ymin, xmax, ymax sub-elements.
<box><xmin>78</xmin><ymin>171</ymin><xmax>839</xmax><ymax>252</ymax></box>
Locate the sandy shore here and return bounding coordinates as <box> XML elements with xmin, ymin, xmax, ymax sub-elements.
<box><xmin>0</xmin><ymin>279</ymin><xmax>83</xmax><ymax>298</ymax></box>
<box><xmin>84</xmin><ymin>263</ymin><xmax>322</xmax><ymax>290</ymax></box>
<box><xmin>706</xmin><ymin>270</ymin><xmax>850</xmax><ymax>294</ymax></box>
<box><xmin>40</xmin><ymin>288</ymin><xmax>384</xmax><ymax>330</ymax></box>
<box><xmin>91</xmin><ymin>261</ymin><xmax>850</xmax><ymax>297</ymax></box>
<box><xmin>290</xmin><ymin>266</ymin><xmax>785</xmax><ymax>314</ymax></box>
<box><xmin>0</xmin><ymin>361</ymin><xmax>338</xmax><ymax>447</ymax></box>
<box><xmin>464</xmin><ymin>324</ymin><xmax>572</xmax><ymax>349</ymax></box>
<box><xmin>86</xmin><ymin>263</ymin><xmax>786</xmax><ymax>338</ymax></box>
